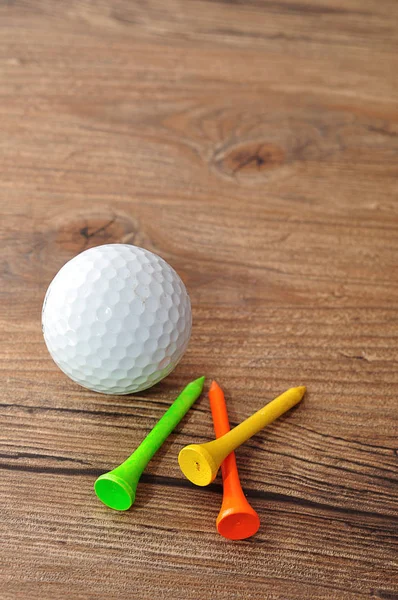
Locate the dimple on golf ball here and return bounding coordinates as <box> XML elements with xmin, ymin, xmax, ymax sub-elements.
<box><xmin>42</xmin><ymin>244</ymin><xmax>192</xmax><ymax>394</ymax></box>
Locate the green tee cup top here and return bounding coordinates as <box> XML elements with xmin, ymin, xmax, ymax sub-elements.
<box><xmin>94</xmin><ymin>376</ymin><xmax>205</xmax><ymax>511</ymax></box>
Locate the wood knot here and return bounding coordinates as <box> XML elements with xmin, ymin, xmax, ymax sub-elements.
<box><xmin>35</xmin><ymin>209</ymin><xmax>154</xmax><ymax>281</ymax></box>
<box><xmin>52</xmin><ymin>209</ymin><xmax>149</xmax><ymax>254</ymax></box>
<box><xmin>8</xmin><ymin>210</ymin><xmax>155</xmax><ymax>294</ymax></box>
<box><xmin>213</xmin><ymin>142</ymin><xmax>285</xmax><ymax>179</ymax></box>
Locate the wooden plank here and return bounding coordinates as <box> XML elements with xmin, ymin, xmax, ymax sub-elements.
<box><xmin>1</xmin><ymin>1</ymin><xmax>397</xmax><ymax>598</ymax></box>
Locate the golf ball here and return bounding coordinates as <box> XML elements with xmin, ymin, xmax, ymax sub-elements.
<box><xmin>42</xmin><ymin>244</ymin><xmax>192</xmax><ymax>394</ymax></box>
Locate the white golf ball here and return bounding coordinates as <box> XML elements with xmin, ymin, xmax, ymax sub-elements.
<box><xmin>42</xmin><ymin>244</ymin><xmax>192</xmax><ymax>394</ymax></box>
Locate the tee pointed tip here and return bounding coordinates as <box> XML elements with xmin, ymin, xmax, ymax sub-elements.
<box><xmin>293</xmin><ymin>385</ymin><xmax>306</xmax><ymax>402</ymax></box>
<box><xmin>191</xmin><ymin>376</ymin><xmax>205</xmax><ymax>393</ymax></box>
<box><xmin>210</xmin><ymin>380</ymin><xmax>221</xmax><ymax>393</ymax></box>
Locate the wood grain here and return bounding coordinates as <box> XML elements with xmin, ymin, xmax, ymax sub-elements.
<box><xmin>1</xmin><ymin>1</ymin><xmax>397</xmax><ymax>598</ymax></box>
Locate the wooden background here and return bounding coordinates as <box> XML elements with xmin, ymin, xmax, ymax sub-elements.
<box><xmin>1</xmin><ymin>1</ymin><xmax>397</xmax><ymax>598</ymax></box>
